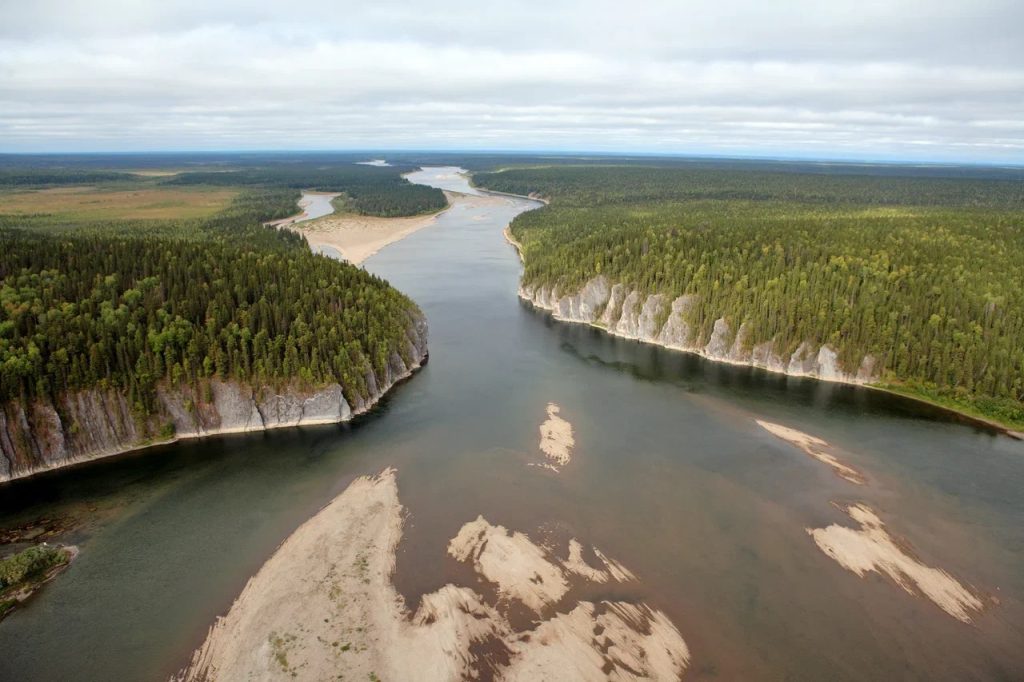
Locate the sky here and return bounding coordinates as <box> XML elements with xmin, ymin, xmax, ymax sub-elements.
<box><xmin>1</xmin><ymin>0</ymin><xmax>1022</xmax><ymax>163</ymax></box>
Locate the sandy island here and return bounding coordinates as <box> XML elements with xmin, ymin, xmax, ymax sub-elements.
<box><xmin>756</xmin><ymin>420</ymin><xmax>866</xmax><ymax>484</ymax></box>
<box><xmin>179</xmin><ymin>468</ymin><xmax>690</xmax><ymax>681</ymax></box>
<box><xmin>537</xmin><ymin>402</ymin><xmax>575</xmax><ymax>471</ymax></box>
<box><xmin>809</xmin><ymin>503</ymin><xmax>983</xmax><ymax>623</ymax></box>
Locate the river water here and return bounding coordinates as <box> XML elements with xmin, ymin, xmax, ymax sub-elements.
<box><xmin>1</xmin><ymin>168</ymin><xmax>1022</xmax><ymax>680</ymax></box>
<box><xmin>294</xmin><ymin>192</ymin><xmax>337</xmax><ymax>222</ymax></box>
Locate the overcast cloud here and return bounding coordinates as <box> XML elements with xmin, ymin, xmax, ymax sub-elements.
<box><xmin>1</xmin><ymin>0</ymin><xmax>1022</xmax><ymax>162</ymax></box>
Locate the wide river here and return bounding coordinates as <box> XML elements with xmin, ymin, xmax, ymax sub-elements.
<box><xmin>1</xmin><ymin>168</ymin><xmax>1022</xmax><ymax>680</ymax></box>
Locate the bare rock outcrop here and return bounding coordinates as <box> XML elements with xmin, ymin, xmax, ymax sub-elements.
<box><xmin>0</xmin><ymin>313</ymin><xmax>428</xmax><ymax>483</ymax></box>
<box><xmin>520</xmin><ymin>275</ymin><xmax>877</xmax><ymax>387</ymax></box>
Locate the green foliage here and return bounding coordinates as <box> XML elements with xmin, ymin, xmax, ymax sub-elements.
<box><xmin>477</xmin><ymin>165</ymin><xmax>1024</xmax><ymax>424</ymax></box>
<box><xmin>0</xmin><ymin>545</ymin><xmax>69</xmax><ymax>589</ymax></box>
<box><xmin>0</xmin><ymin>229</ymin><xmax>420</xmax><ymax>407</ymax></box>
<box><xmin>0</xmin><ymin>176</ymin><xmax>423</xmax><ymax>408</ymax></box>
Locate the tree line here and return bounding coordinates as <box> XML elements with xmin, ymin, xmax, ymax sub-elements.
<box><xmin>167</xmin><ymin>164</ymin><xmax>447</xmax><ymax>217</ymax></box>
<box><xmin>476</xmin><ymin>165</ymin><xmax>1024</xmax><ymax>427</ymax></box>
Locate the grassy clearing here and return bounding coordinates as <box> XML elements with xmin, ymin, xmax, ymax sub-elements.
<box><xmin>0</xmin><ymin>185</ymin><xmax>239</xmax><ymax>221</ymax></box>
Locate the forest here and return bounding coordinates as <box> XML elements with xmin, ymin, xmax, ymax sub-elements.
<box><xmin>0</xmin><ymin>157</ymin><xmax>448</xmax><ymax>218</ymax></box>
<box><xmin>475</xmin><ymin>165</ymin><xmax>1024</xmax><ymax>428</ymax></box>
<box><xmin>0</xmin><ymin>162</ymin><xmax>428</xmax><ymax>415</ymax></box>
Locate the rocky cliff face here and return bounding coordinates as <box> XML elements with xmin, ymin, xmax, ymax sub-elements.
<box><xmin>521</xmin><ymin>275</ymin><xmax>877</xmax><ymax>386</ymax></box>
<box><xmin>0</xmin><ymin>314</ymin><xmax>428</xmax><ymax>483</ymax></box>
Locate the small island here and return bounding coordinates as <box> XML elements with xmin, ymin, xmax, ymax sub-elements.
<box><xmin>0</xmin><ymin>544</ymin><xmax>76</xmax><ymax>621</ymax></box>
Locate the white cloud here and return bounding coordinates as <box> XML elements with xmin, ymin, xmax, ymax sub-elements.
<box><xmin>0</xmin><ymin>0</ymin><xmax>1022</xmax><ymax>161</ymax></box>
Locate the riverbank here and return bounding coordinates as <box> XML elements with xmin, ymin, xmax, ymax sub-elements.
<box><xmin>292</xmin><ymin>192</ymin><xmax>453</xmax><ymax>264</ymax></box>
<box><xmin>0</xmin><ymin>316</ymin><xmax>428</xmax><ymax>484</ymax></box>
<box><xmin>866</xmin><ymin>383</ymin><xmax>1024</xmax><ymax>440</ymax></box>
<box><xmin>500</xmin><ymin>219</ymin><xmax>1022</xmax><ymax>440</ymax></box>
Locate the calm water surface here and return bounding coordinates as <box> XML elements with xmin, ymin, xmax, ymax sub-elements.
<box><xmin>294</xmin><ymin>191</ymin><xmax>337</xmax><ymax>222</ymax></box>
<box><xmin>1</xmin><ymin>168</ymin><xmax>1022</xmax><ymax>681</ymax></box>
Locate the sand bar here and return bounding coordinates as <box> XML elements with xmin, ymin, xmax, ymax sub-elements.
<box><xmin>539</xmin><ymin>402</ymin><xmax>575</xmax><ymax>469</ymax></box>
<box><xmin>809</xmin><ymin>503</ymin><xmax>983</xmax><ymax>623</ymax></box>
<box><xmin>449</xmin><ymin>515</ymin><xmax>570</xmax><ymax>612</ymax></box>
<box><xmin>177</xmin><ymin>469</ymin><xmax>505</xmax><ymax>681</ymax></box>
<box><xmin>502</xmin><ymin>601</ymin><xmax>690</xmax><ymax>682</ymax></box>
<box><xmin>756</xmin><ymin>420</ymin><xmax>865</xmax><ymax>484</ymax></box>
<box><xmin>180</xmin><ymin>469</ymin><xmax>689</xmax><ymax>681</ymax></box>
<box><xmin>292</xmin><ymin>192</ymin><xmax>455</xmax><ymax>264</ymax></box>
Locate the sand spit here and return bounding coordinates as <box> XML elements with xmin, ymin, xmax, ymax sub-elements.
<box><xmin>294</xmin><ymin>194</ymin><xmax>452</xmax><ymax>265</ymax></box>
<box><xmin>539</xmin><ymin>402</ymin><xmax>575</xmax><ymax>469</ymax></box>
<box><xmin>594</xmin><ymin>547</ymin><xmax>638</xmax><ymax>582</ymax></box>
<box><xmin>181</xmin><ymin>469</ymin><xmax>688</xmax><ymax>681</ymax></box>
<box><xmin>563</xmin><ymin>540</ymin><xmax>638</xmax><ymax>584</ymax></box>
<box><xmin>178</xmin><ymin>469</ymin><xmax>504</xmax><ymax>681</ymax></box>
<box><xmin>448</xmin><ymin>518</ymin><xmax>637</xmax><ymax>610</ymax></box>
<box><xmin>756</xmin><ymin>420</ymin><xmax>865</xmax><ymax>484</ymax></box>
<box><xmin>564</xmin><ymin>538</ymin><xmax>610</xmax><ymax>583</ymax></box>
<box><xmin>502</xmin><ymin>602</ymin><xmax>690</xmax><ymax>682</ymax></box>
<box><xmin>447</xmin><ymin>516</ymin><xmax>686</xmax><ymax>680</ymax></box>
<box><xmin>809</xmin><ymin>504</ymin><xmax>984</xmax><ymax>623</ymax></box>
<box><xmin>449</xmin><ymin>515</ymin><xmax>570</xmax><ymax>612</ymax></box>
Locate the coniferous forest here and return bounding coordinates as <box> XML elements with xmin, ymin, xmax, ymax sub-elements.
<box><xmin>475</xmin><ymin>165</ymin><xmax>1024</xmax><ymax>428</ymax></box>
<box><xmin>0</xmin><ymin>161</ymin><xmax>434</xmax><ymax>412</ymax></box>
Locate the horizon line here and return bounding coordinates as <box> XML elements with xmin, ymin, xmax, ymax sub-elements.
<box><xmin>1</xmin><ymin>148</ymin><xmax>1022</xmax><ymax>170</ymax></box>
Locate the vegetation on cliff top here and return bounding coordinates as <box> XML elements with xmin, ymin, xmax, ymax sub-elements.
<box><xmin>0</xmin><ymin>161</ymin><xmax>427</xmax><ymax>414</ymax></box>
<box><xmin>475</xmin><ymin>165</ymin><xmax>1024</xmax><ymax>429</ymax></box>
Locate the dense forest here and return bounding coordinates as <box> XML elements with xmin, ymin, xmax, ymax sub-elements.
<box><xmin>0</xmin><ymin>163</ymin><xmax>428</xmax><ymax>418</ymax></box>
<box><xmin>476</xmin><ymin>166</ymin><xmax>1024</xmax><ymax>428</ymax></box>
<box><xmin>0</xmin><ymin>228</ymin><xmax>420</xmax><ymax>409</ymax></box>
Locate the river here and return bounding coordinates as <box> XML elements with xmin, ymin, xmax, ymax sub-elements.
<box><xmin>0</xmin><ymin>168</ymin><xmax>1022</xmax><ymax>680</ymax></box>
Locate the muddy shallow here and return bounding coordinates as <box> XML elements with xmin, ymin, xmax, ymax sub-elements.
<box><xmin>0</xmin><ymin>168</ymin><xmax>1022</xmax><ymax>681</ymax></box>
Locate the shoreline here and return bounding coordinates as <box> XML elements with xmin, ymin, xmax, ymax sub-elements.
<box><xmin>263</xmin><ymin>191</ymin><xmax>341</xmax><ymax>229</ymax></box>
<box><xmin>0</xmin><ymin>353</ymin><xmax>427</xmax><ymax>486</ymax></box>
<box><xmin>292</xmin><ymin>191</ymin><xmax>454</xmax><ymax>265</ymax></box>
<box><xmin>493</xmin><ymin>192</ymin><xmax>1022</xmax><ymax>441</ymax></box>
<box><xmin>0</xmin><ymin>544</ymin><xmax>79</xmax><ymax>622</ymax></box>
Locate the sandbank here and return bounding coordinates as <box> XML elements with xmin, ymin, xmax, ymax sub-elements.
<box><xmin>293</xmin><ymin>192</ymin><xmax>455</xmax><ymax>264</ymax></box>
<box><xmin>180</xmin><ymin>468</ymin><xmax>689</xmax><ymax>681</ymax></box>
<box><xmin>538</xmin><ymin>402</ymin><xmax>575</xmax><ymax>469</ymax></box>
<box><xmin>809</xmin><ymin>503</ymin><xmax>983</xmax><ymax>623</ymax></box>
<box><xmin>756</xmin><ymin>420</ymin><xmax>865</xmax><ymax>484</ymax></box>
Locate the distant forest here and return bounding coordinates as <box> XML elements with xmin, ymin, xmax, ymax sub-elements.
<box><xmin>0</xmin><ymin>160</ymin><xmax>431</xmax><ymax>412</ymax></box>
<box><xmin>165</xmin><ymin>165</ymin><xmax>447</xmax><ymax>217</ymax></box>
<box><xmin>0</xmin><ymin>159</ymin><xmax>447</xmax><ymax>218</ymax></box>
<box><xmin>476</xmin><ymin>165</ymin><xmax>1024</xmax><ymax>428</ymax></box>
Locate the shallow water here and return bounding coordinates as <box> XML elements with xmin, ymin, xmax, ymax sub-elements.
<box><xmin>1</xmin><ymin>167</ymin><xmax>1022</xmax><ymax>681</ymax></box>
<box><xmin>294</xmin><ymin>191</ymin><xmax>336</xmax><ymax>222</ymax></box>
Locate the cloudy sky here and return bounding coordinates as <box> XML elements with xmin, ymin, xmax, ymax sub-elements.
<box><xmin>1</xmin><ymin>0</ymin><xmax>1022</xmax><ymax>162</ymax></box>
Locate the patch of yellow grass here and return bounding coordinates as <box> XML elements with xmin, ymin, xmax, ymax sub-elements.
<box><xmin>0</xmin><ymin>186</ymin><xmax>238</xmax><ymax>220</ymax></box>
